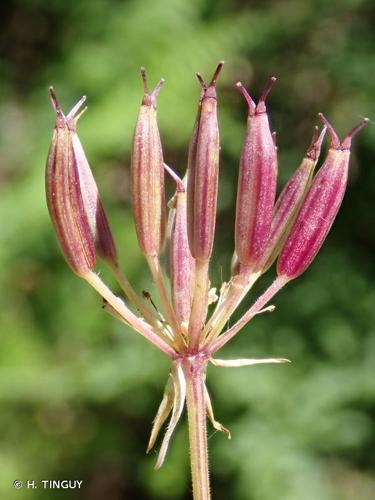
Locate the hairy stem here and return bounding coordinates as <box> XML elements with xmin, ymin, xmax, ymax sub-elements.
<box><xmin>111</xmin><ymin>264</ymin><xmax>175</xmax><ymax>346</ymax></box>
<box><xmin>146</xmin><ymin>255</ymin><xmax>186</xmax><ymax>351</ymax></box>
<box><xmin>111</xmin><ymin>264</ymin><xmax>158</xmax><ymax>321</ymax></box>
<box><xmin>209</xmin><ymin>275</ymin><xmax>289</xmax><ymax>354</ymax></box>
<box><xmin>183</xmin><ymin>356</ymin><xmax>210</xmax><ymax>500</ymax></box>
<box><xmin>203</xmin><ymin>268</ymin><xmax>261</xmax><ymax>344</ymax></box>
<box><xmin>189</xmin><ymin>259</ymin><xmax>210</xmax><ymax>350</ymax></box>
<box><xmin>84</xmin><ymin>271</ymin><xmax>177</xmax><ymax>358</ymax></box>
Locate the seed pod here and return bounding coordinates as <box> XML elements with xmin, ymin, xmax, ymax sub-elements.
<box><xmin>131</xmin><ymin>68</ymin><xmax>166</xmax><ymax>257</ymax></box>
<box><xmin>70</xmin><ymin>123</ymin><xmax>118</xmax><ymax>268</ymax></box>
<box><xmin>262</xmin><ymin>125</ymin><xmax>326</xmax><ymax>271</ymax></box>
<box><xmin>186</xmin><ymin>86</ymin><xmax>204</xmax><ymax>250</ymax></box>
<box><xmin>186</xmin><ymin>62</ymin><xmax>223</xmax><ymax>262</ymax></box>
<box><xmin>47</xmin><ymin>88</ymin><xmax>118</xmax><ymax>270</ymax></box>
<box><xmin>277</xmin><ymin>115</ymin><xmax>368</xmax><ymax>280</ymax></box>
<box><xmin>165</xmin><ymin>165</ymin><xmax>195</xmax><ymax>326</ymax></box>
<box><xmin>235</xmin><ymin>78</ymin><xmax>278</xmax><ymax>270</ymax></box>
<box><xmin>46</xmin><ymin>88</ymin><xmax>96</xmax><ymax>276</ymax></box>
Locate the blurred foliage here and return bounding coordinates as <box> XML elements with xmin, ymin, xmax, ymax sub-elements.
<box><xmin>0</xmin><ymin>0</ymin><xmax>374</xmax><ymax>499</ymax></box>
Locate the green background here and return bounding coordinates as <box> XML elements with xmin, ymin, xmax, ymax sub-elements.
<box><xmin>0</xmin><ymin>0</ymin><xmax>374</xmax><ymax>498</ymax></box>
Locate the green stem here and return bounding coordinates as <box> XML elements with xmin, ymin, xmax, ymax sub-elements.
<box><xmin>209</xmin><ymin>275</ymin><xmax>288</xmax><ymax>354</ymax></box>
<box><xmin>146</xmin><ymin>255</ymin><xmax>186</xmax><ymax>351</ymax></box>
<box><xmin>189</xmin><ymin>259</ymin><xmax>210</xmax><ymax>350</ymax></box>
<box><xmin>110</xmin><ymin>264</ymin><xmax>175</xmax><ymax>347</ymax></box>
<box><xmin>111</xmin><ymin>264</ymin><xmax>157</xmax><ymax>320</ymax></box>
<box><xmin>84</xmin><ymin>271</ymin><xmax>177</xmax><ymax>358</ymax></box>
<box><xmin>183</xmin><ymin>356</ymin><xmax>210</xmax><ymax>500</ymax></box>
<box><xmin>203</xmin><ymin>268</ymin><xmax>261</xmax><ymax>344</ymax></box>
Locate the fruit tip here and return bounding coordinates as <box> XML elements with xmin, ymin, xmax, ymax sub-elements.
<box><xmin>236</xmin><ymin>81</ymin><xmax>256</xmax><ymax>114</ymax></box>
<box><xmin>209</xmin><ymin>61</ymin><xmax>225</xmax><ymax>87</ymax></box>
<box><xmin>66</xmin><ymin>95</ymin><xmax>88</xmax><ymax>121</ymax></box>
<box><xmin>152</xmin><ymin>78</ymin><xmax>165</xmax><ymax>99</ymax></box>
<box><xmin>140</xmin><ymin>67</ymin><xmax>149</xmax><ymax>94</ymax></box>
<box><xmin>196</xmin><ymin>61</ymin><xmax>225</xmax><ymax>90</ymax></box>
<box><xmin>196</xmin><ymin>72</ymin><xmax>206</xmax><ymax>89</ymax></box>
<box><xmin>258</xmin><ymin>76</ymin><xmax>277</xmax><ymax>105</ymax></box>
<box><xmin>341</xmin><ymin>117</ymin><xmax>369</xmax><ymax>150</ymax></box>
<box><xmin>305</xmin><ymin>124</ymin><xmax>326</xmax><ymax>160</ymax></box>
<box><xmin>49</xmin><ymin>86</ymin><xmax>63</xmax><ymax>116</ymax></box>
<box><xmin>318</xmin><ymin>113</ymin><xmax>341</xmax><ymax>149</ymax></box>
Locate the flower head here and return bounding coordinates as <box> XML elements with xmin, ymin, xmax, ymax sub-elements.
<box><xmin>46</xmin><ymin>67</ymin><xmax>368</xmax><ymax>486</ymax></box>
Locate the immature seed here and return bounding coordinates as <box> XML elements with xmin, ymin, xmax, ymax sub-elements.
<box><xmin>277</xmin><ymin>115</ymin><xmax>369</xmax><ymax>279</ymax></box>
<box><xmin>131</xmin><ymin>68</ymin><xmax>166</xmax><ymax>257</ymax></box>
<box><xmin>261</xmin><ymin>125</ymin><xmax>326</xmax><ymax>271</ymax></box>
<box><xmin>186</xmin><ymin>62</ymin><xmax>223</xmax><ymax>262</ymax></box>
<box><xmin>235</xmin><ymin>78</ymin><xmax>278</xmax><ymax>271</ymax></box>
<box><xmin>46</xmin><ymin>88</ymin><xmax>96</xmax><ymax>276</ymax></box>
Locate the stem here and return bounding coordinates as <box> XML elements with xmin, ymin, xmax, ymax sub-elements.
<box><xmin>189</xmin><ymin>259</ymin><xmax>210</xmax><ymax>350</ymax></box>
<box><xmin>203</xmin><ymin>268</ymin><xmax>261</xmax><ymax>344</ymax></box>
<box><xmin>209</xmin><ymin>275</ymin><xmax>289</xmax><ymax>354</ymax></box>
<box><xmin>183</xmin><ymin>356</ymin><xmax>210</xmax><ymax>500</ymax></box>
<box><xmin>146</xmin><ymin>255</ymin><xmax>186</xmax><ymax>351</ymax></box>
<box><xmin>84</xmin><ymin>271</ymin><xmax>177</xmax><ymax>358</ymax></box>
<box><xmin>111</xmin><ymin>263</ymin><xmax>154</xmax><ymax>317</ymax></box>
<box><xmin>111</xmin><ymin>263</ymin><xmax>175</xmax><ymax>346</ymax></box>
